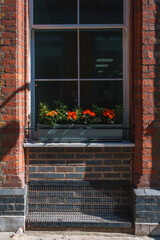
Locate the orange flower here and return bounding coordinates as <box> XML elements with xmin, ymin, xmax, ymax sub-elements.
<box><xmin>46</xmin><ymin>110</ymin><xmax>58</xmax><ymax>117</ymax></box>
<box><xmin>82</xmin><ymin>109</ymin><xmax>96</xmax><ymax>118</ymax></box>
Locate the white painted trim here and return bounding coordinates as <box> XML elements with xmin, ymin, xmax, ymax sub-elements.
<box><xmin>24</xmin><ymin>141</ymin><xmax>135</xmax><ymax>148</ymax></box>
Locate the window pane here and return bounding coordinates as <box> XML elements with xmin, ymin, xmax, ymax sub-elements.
<box><xmin>80</xmin><ymin>81</ymin><xmax>123</xmax><ymax>108</ymax></box>
<box><xmin>33</xmin><ymin>0</ymin><xmax>77</xmax><ymax>24</ymax></box>
<box><xmin>35</xmin><ymin>30</ymin><xmax>77</xmax><ymax>79</ymax></box>
<box><xmin>80</xmin><ymin>0</ymin><xmax>123</xmax><ymax>24</ymax></box>
<box><xmin>80</xmin><ymin>29</ymin><xmax>123</xmax><ymax>79</ymax></box>
<box><xmin>35</xmin><ymin>81</ymin><xmax>78</xmax><ymax>123</ymax></box>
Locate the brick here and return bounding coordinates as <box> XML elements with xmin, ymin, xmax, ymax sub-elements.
<box><xmin>47</xmin><ymin>160</ymin><xmax>65</xmax><ymax>165</ymax></box>
<box><xmin>94</xmin><ymin>167</ymin><xmax>111</xmax><ymax>172</ymax></box>
<box><xmin>137</xmin><ymin>211</ymin><xmax>155</xmax><ymax>218</ymax></box>
<box><xmin>15</xmin><ymin>205</ymin><xmax>24</xmax><ymax>211</ymax></box>
<box><xmin>85</xmin><ymin>173</ymin><xmax>102</xmax><ymax>179</ymax></box>
<box><xmin>39</xmin><ymin>154</ymin><xmax>56</xmax><ymax>159</ymax></box>
<box><xmin>14</xmin><ymin>198</ymin><xmax>24</xmax><ymax>204</ymax></box>
<box><xmin>85</xmin><ymin>148</ymin><xmax>103</xmax><ymax>152</ymax></box>
<box><xmin>113</xmin><ymin>166</ymin><xmax>130</xmax><ymax>171</ymax></box>
<box><xmin>104</xmin><ymin>173</ymin><xmax>121</xmax><ymax>178</ymax></box>
<box><xmin>66</xmin><ymin>148</ymin><xmax>84</xmax><ymax>152</ymax></box>
<box><xmin>65</xmin><ymin>174</ymin><xmax>83</xmax><ymax>179</ymax></box>
<box><xmin>136</xmin><ymin>205</ymin><xmax>145</xmax><ymax>211</ymax></box>
<box><xmin>29</xmin><ymin>167</ymin><xmax>36</xmax><ymax>172</ymax></box>
<box><xmin>144</xmin><ymin>198</ymin><xmax>157</xmax><ymax>204</ymax></box>
<box><xmin>47</xmin><ymin>148</ymin><xmax>65</xmax><ymax>152</ymax></box>
<box><xmin>37</xmin><ymin>167</ymin><xmax>55</xmax><ymax>172</ymax></box>
<box><xmin>3</xmin><ymin>198</ymin><xmax>14</xmax><ymax>203</ymax></box>
<box><xmin>75</xmin><ymin>167</ymin><xmax>92</xmax><ymax>172</ymax></box>
<box><xmin>113</xmin><ymin>154</ymin><xmax>131</xmax><ymax>159</ymax></box>
<box><xmin>104</xmin><ymin>160</ymin><xmax>122</xmax><ymax>165</ymax></box>
<box><xmin>104</xmin><ymin>148</ymin><xmax>122</xmax><ymax>152</ymax></box>
<box><xmin>76</xmin><ymin>154</ymin><xmax>93</xmax><ymax>159</ymax></box>
<box><xmin>29</xmin><ymin>148</ymin><xmax>46</xmax><ymax>152</ymax></box>
<box><xmin>0</xmin><ymin>13</ymin><xmax>4</xmax><ymax>19</ymax></box>
<box><xmin>56</xmin><ymin>167</ymin><xmax>73</xmax><ymax>172</ymax></box>
<box><xmin>57</xmin><ymin>154</ymin><xmax>74</xmax><ymax>159</ymax></box>
<box><xmin>95</xmin><ymin>154</ymin><xmax>112</xmax><ymax>158</ymax></box>
<box><xmin>29</xmin><ymin>173</ymin><xmax>46</xmax><ymax>179</ymax></box>
<box><xmin>46</xmin><ymin>173</ymin><xmax>64</xmax><ymax>179</ymax></box>
<box><xmin>0</xmin><ymin>39</ymin><xmax>4</xmax><ymax>45</ymax></box>
<box><xmin>86</xmin><ymin>160</ymin><xmax>102</xmax><ymax>165</ymax></box>
<box><xmin>29</xmin><ymin>154</ymin><xmax>36</xmax><ymax>159</ymax></box>
<box><xmin>7</xmin><ymin>205</ymin><xmax>14</xmax><ymax>211</ymax></box>
<box><xmin>66</xmin><ymin>160</ymin><xmax>84</xmax><ymax>165</ymax></box>
<box><xmin>0</xmin><ymin>205</ymin><xmax>7</xmax><ymax>211</ymax></box>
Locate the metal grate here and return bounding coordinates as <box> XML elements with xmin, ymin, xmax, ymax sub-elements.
<box><xmin>26</xmin><ymin>181</ymin><xmax>132</xmax><ymax>226</ymax></box>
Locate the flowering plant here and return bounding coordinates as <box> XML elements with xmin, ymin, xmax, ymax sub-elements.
<box><xmin>38</xmin><ymin>101</ymin><xmax>123</xmax><ymax>126</ymax></box>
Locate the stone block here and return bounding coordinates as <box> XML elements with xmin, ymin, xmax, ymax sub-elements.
<box><xmin>0</xmin><ymin>216</ymin><xmax>25</xmax><ymax>232</ymax></box>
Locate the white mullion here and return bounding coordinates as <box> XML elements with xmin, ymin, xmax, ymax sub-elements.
<box><xmin>77</xmin><ymin>0</ymin><xmax>80</xmax><ymax>25</ymax></box>
<box><xmin>34</xmin><ymin>79</ymin><xmax>123</xmax><ymax>82</ymax></box>
<box><xmin>78</xmin><ymin>29</ymin><xmax>80</xmax><ymax>106</ymax></box>
<box><xmin>31</xmin><ymin>30</ymin><xmax>35</xmax><ymax>128</ymax></box>
<box><xmin>32</xmin><ymin>24</ymin><xmax>126</xmax><ymax>30</ymax></box>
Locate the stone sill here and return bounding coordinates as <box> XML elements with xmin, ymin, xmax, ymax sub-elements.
<box><xmin>24</xmin><ymin>140</ymin><xmax>135</xmax><ymax>148</ymax></box>
<box><xmin>134</xmin><ymin>189</ymin><xmax>160</xmax><ymax>197</ymax></box>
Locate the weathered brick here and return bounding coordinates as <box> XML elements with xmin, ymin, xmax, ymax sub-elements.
<box><xmin>57</xmin><ymin>154</ymin><xmax>74</xmax><ymax>159</ymax></box>
<box><xmin>65</xmin><ymin>174</ymin><xmax>83</xmax><ymax>179</ymax></box>
<box><xmin>37</xmin><ymin>167</ymin><xmax>55</xmax><ymax>172</ymax></box>
<box><xmin>56</xmin><ymin>167</ymin><xmax>73</xmax><ymax>172</ymax></box>
<box><xmin>75</xmin><ymin>167</ymin><xmax>92</xmax><ymax>172</ymax></box>
<box><xmin>86</xmin><ymin>160</ymin><xmax>102</xmax><ymax>165</ymax></box>
<box><xmin>85</xmin><ymin>173</ymin><xmax>102</xmax><ymax>179</ymax></box>
<box><xmin>137</xmin><ymin>211</ymin><xmax>155</xmax><ymax>218</ymax></box>
<box><xmin>95</xmin><ymin>153</ymin><xmax>112</xmax><ymax>158</ymax></box>
<box><xmin>113</xmin><ymin>166</ymin><xmax>130</xmax><ymax>171</ymax></box>
<box><xmin>94</xmin><ymin>167</ymin><xmax>111</xmax><ymax>172</ymax></box>
<box><xmin>104</xmin><ymin>160</ymin><xmax>122</xmax><ymax>165</ymax></box>
<box><xmin>76</xmin><ymin>154</ymin><xmax>93</xmax><ymax>159</ymax></box>
<box><xmin>39</xmin><ymin>154</ymin><xmax>56</xmax><ymax>159</ymax></box>
<box><xmin>29</xmin><ymin>173</ymin><xmax>46</xmax><ymax>179</ymax></box>
<box><xmin>46</xmin><ymin>173</ymin><xmax>64</xmax><ymax>179</ymax></box>
<box><xmin>113</xmin><ymin>154</ymin><xmax>131</xmax><ymax>159</ymax></box>
<box><xmin>104</xmin><ymin>173</ymin><xmax>121</xmax><ymax>178</ymax></box>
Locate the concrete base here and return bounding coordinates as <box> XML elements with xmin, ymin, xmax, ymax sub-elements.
<box><xmin>0</xmin><ymin>216</ymin><xmax>25</xmax><ymax>232</ymax></box>
<box><xmin>135</xmin><ymin>223</ymin><xmax>160</xmax><ymax>236</ymax></box>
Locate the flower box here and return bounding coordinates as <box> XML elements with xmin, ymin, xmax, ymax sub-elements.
<box><xmin>33</xmin><ymin>124</ymin><xmax>124</xmax><ymax>142</ymax></box>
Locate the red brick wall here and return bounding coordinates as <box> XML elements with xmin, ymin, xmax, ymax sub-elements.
<box><xmin>0</xmin><ymin>0</ymin><xmax>29</xmax><ymax>188</ymax></box>
<box><xmin>133</xmin><ymin>0</ymin><xmax>160</xmax><ymax>188</ymax></box>
<box><xmin>0</xmin><ymin>0</ymin><xmax>160</xmax><ymax>190</ymax></box>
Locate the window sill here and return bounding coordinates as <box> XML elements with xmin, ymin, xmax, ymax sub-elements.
<box><xmin>23</xmin><ymin>140</ymin><xmax>135</xmax><ymax>148</ymax></box>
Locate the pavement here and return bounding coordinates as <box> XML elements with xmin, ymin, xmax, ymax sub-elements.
<box><xmin>0</xmin><ymin>232</ymin><xmax>160</xmax><ymax>240</ymax></box>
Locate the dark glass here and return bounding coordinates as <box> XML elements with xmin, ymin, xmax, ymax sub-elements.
<box><xmin>35</xmin><ymin>30</ymin><xmax>77</xmax><ymax>79</ymax></box>
<box><xmin>34</xmin><ymin>0</ymin><xmax>77</xmax><ymax>24</ymax></box>
<box><xmin>80</xmin><ymin>29</ymin><xmax>123</xmax><ymax>79</ymax></box>
<box><xmin>35</xmin><ymin>81</ymin><xmax>78</xmax><ymax>123</ymax></box>
<box><xmin>80</xmin><ymin>81</ymin><xmax>123</xmax><ymax>108</ymax></box>
<box><xmin>80</xmin><ymin>0</ymin><xmax>123</xmax><ymax>24</ymax></box>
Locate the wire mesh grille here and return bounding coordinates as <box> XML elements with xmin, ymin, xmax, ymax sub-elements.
<box><xmin>26</xmin><ymin>181</ymin><xmax>131</xmax><ymax>224</ymax></box>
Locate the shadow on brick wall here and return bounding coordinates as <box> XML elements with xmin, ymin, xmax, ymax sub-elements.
<box><xmin>0</xmin><ymin>83</ymin><xmax>29</xmax><ymax>186</ymax></box>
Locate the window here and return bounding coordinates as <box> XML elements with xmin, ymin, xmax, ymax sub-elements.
<box><xmin>31</xmin><ymin>0</ymin><xmax>129</xmax><ymax>128</ymax></box>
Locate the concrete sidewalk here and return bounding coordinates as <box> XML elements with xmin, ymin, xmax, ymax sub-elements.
<box><xmin>0</xmin><ymin>232</ymin><xmax>160</xmax><ymax>240</ymax></box>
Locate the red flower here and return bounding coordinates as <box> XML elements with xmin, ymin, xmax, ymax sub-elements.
<box><xmin>103</xmin><ymin>109</ymin><xmax>115</xmax><ymax>119</ymax></box>
<box><xmin>82</xmin><ymin>109</ymin><xmax>96</xmax><ymax>118</ymax></box>
<box><xmin>67</xmin><ymin>111</ymin><xmax>77</xmax><ymax>120</ymax></box>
